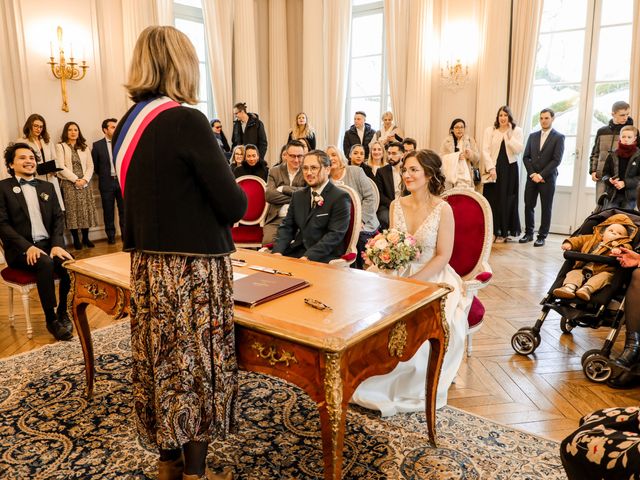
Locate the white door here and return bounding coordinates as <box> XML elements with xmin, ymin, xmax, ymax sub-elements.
<box><xmin>528</xmin><ymin>0</ymin><xmax>634</xmax><ymax>234</ymax></box>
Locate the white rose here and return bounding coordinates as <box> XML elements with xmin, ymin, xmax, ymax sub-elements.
<box><xmin>374</xmin><ymin>239</ymin><xmax>389</xmax><ymax>250</ymax></box>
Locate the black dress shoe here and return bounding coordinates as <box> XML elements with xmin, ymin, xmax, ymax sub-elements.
<box><xmin>57</xmin><ymin>312</ymin><xmax>74</xmax><ymax>334</ymax></box>
<box><xmin>607</xmin><ymin>370</ymin><xmax>640</xmax><ymax>389</ymax></box>
<box><xmin>534</xmin><ymin>237</ymin><xmax>545</xmax><ymax>247</ymax></box>
<box><xmin>519</xmin><ymin>234</ymin><xmax>533</xmax><ymax>243</ymax></box>
<box><xmin>73</xmin><ymin>239</ymin><xmax>83</xmax><ymax>250</ymax></box>
<box><xmin>46</xmin><ymin>319</ymin><xmax>73</xmax><ymax>341</ymax></box>
<box><xmin>83</xmin><ymin>239</ymin><xmax>95</xmax><ymax>248</ymax></box>
<box><xmin>107</xmin><ymin>237</ymin><xmax>116</xmax><ymax>245</ymax></box>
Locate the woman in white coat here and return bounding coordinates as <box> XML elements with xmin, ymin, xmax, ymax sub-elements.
<box><xmin>16</xmin><ymin>114</ymin><xmax>65</xmax><ymax>210</ymax></box>
<box><xmin>481</xmin><ymin>106</ymin><xmax>524</xmax><ymax>242</ymax></box>
<box><xmin>56</xmin><ymin>122</ymin><xmax>98</xmax><ymax>250</ymax></box>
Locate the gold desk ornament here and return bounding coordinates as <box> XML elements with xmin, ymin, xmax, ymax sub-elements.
<box><xmin>388</xmin><ymin>321</ymin><xmax>408</xmax><ymax>357</ymax></box>
<box><xmin>251</xmin><ymin>342</ymin><xmax>298</xmax><ymax>367</ymax></box>
<box><xmin>323</xmin><ymin>352</ymin><xmax>343</xmax><ymax>463</ymax></box>
<box><xmin>84</xmin><ymin>282</ymin><xmax>107</xmax><ymax>300</ymax></box>
<box><xmin>48</xmin><ymin>26</ymin><xmax>89</xmax><ymax>112</ymax></box>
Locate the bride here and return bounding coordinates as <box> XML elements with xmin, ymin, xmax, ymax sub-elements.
<box><xmin>351</xmin><ymin>149</ymin><xmax>470</xmax><ymax>415</ymax></box>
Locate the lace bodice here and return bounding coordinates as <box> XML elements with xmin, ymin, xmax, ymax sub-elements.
<box><xmin>393</xmin><ymin>201</ymin><xmax>445</xmax><ymax>270</ymax></box>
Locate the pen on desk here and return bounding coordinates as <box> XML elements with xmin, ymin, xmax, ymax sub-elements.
<box><xmin>249</xmin><ymin>265</ymin><xmax>292</xmax><ymax>276</ymax></box>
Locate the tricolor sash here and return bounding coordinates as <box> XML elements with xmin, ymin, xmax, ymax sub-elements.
<box><xmin>113</xmin><ymin>96</ymin><xmax>180</xmax><ymax>195</ymax></box>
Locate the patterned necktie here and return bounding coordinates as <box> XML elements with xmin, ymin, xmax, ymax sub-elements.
<box><xmin>19</xmin><ymin>178</ymin><xmax>37</xmax><ymax>187</ymax></box>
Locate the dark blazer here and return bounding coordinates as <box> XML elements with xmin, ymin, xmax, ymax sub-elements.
<box><xmin>375</xmin><ymin>164</ymin><xmax>396</xmax><ymax>209</ymax></box>
<box><xmin>343</xmin><ymin>123</ymin><xmax>375</xmax><ymax>158</ymax></box>
<box><xmin>264</xmin><ymin>163</ymin><xmax>305</xmax><ymax>225</ymax></box>
<box><xmin>522</xmin><ymin>128</ymin><xmax>565</xmax><ymax>181</ymax></box>
<box><xmin>91</xmin><ymin>138</ymin><xmax>116</xmax><ymax>192</ymax></box>
<box><xmin>231</xmin><ymin>113</ymin><xmax>268</xmax><ymax>160</ymax></box>
<box><xmin>273</xmin><ymin>181</ymin><xmax>351</xmax><ymax>263</ymax></box>
<box><xmin>0</xmin><ymin>177</ymin><xmax>65</xmax><ymax>265</ymax></box>
<box><xmin>113</xmin><ymin>105</ymin><xmax>247</xmax><ymax>256</ymax></box>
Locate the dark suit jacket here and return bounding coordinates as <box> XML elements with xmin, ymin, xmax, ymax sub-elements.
<box><xmin>273</xmin><ymin>181</ymin><xmax>351</xmax><ymax>263</ymax></box>
<box><xmin>0</xmin><ymin>177</ymin><xmax>65</xmax><ymax>265</ymax></box>
<box><xmin>375</xmin><ymin>164</ymin><xmax>395</xmax><ymax>209</ymax></box>
<box><xmin>522</xmin><ymin>129</ymin><xmax>565</xmax><ymax>181</ymax></box>
<box><xmin>91</xmin><ymin>138</ymin><xmax>116</xmax><ymax>192</ymax></box>
<box><xmin>264</xmin><ymin>163</ymin><xmax>305</xmax><ymax>225</ymax></box>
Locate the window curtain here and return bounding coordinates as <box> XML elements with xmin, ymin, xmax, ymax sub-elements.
<box><xmin>203</xmin><ymin>0</ymin><xmax>234</xmax><ymax>130</ymax></box>
<box><xmin>302</xmin><ymin>0</ymin><xmax>325</xmax><ymax>147</ymax></box>
<box><xmin>508</xmin><ymin>0</ymin><xmax>543</xmax><ymax>129</ymax></box>
<box><xmin>474</xmin><ymin>0</ymin><xmax>511</xmax><ymax>145</ymax></box>
<box><xmin>323</xmin><ymin>0</ymin><xmax>352</xmax><ymax>148</ymax></box>
<box><xmin>384</xmin><ymin>0</ymin><xmax>434</xmax><ymax>149</ymax></box>
<box><xmin>630</xmin><ymin>0</ymin><xmax>640</xmax><ymax>120</ymax></box>
<box><xmin>233</xmin><ymin>0</ymin><xmax>259</xmax><ymax>113</ymax></box>
<box><xmin>121</xmin><ymin>0</ymin><xmax>171</xmax><ymax>74</ymax></box>
<box><xmin>268</xmin><ymin>0</ymin><xmax>290</xmax><ymax>164</ymax></box>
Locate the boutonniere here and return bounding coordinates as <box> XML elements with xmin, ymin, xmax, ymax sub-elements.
<box><xmin>315</xmin><ymin>195</ymin><xmax>324</xmax><ymax>208</ymax></box>
<box><xmin>39</xmin><ymin>192</ymin><xmax>49</xmax><ymax>202</ymax></box>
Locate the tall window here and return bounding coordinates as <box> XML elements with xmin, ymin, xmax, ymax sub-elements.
<box><xmin>174</xmin><ymin>0</ymin><xmax>215</xmax><ymax>118</ymax></box>
<box><xmin>345</xmin><ymin>0</ymin><xmax>390</xmax><ymax>131</ymax></box>
<box><xmin>529</xmin><ymin>0</ymin><xmax>633</xmax><ymax>187</ymax></box>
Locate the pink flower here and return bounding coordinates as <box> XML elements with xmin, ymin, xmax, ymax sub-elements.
<box><xmin>380</xmin><ymin>252</ymin><xmax>391</xmax><ymax>263</ymax></box>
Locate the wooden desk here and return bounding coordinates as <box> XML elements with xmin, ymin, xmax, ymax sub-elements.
<box><xmin>65</xmin><ymin>249</ymin><xmax>450</xmax><ymax>480</ymax></box>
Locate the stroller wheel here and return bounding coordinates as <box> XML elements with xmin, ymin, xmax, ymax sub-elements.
<box><xmin>560</xmin><ymin>317</ymin><xmax>575</xmax><ymax>334</ymax></box>
<box><xmin>582</xmin><ymin>350</ymin><xmax>612</xmax><ymax>383</ymax></box>
<box><xmin>511</xmin><ymin>328</ymin><xmax>540</xmax><ymax>355</ymax></box>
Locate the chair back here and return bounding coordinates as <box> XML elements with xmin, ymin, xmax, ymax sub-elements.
<box><xmin>236</xmin><ymin>175</ymin><xmax>268</xmax><ymax>226</ymax></box>
<box><xmin>366</xmin><ymin>177</ymin><xmax>380</xmax><ymax>212</ymax></box>
<box><xmin>441</xmin><ymin>187</ymin><xmax>493</xmax><ymax>280</ymax></box>
<box><xmin>335</xmin><ymin>184</ymin><xmax>362</xmax><ymax>259</ymax></box>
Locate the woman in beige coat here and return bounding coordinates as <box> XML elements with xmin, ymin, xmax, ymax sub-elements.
<box><xmin>55</xmin><ymin>121</ymin><xmax>98</xmax><ymax>249</ymax></box>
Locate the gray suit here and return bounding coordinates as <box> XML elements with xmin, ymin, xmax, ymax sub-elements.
<box><xmin>263</xmin><ymin>163</ymin><xmax>305</xmax><ymax>244</ymax></box>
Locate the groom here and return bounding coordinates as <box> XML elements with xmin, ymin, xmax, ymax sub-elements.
<box><xmin>272</xmin><ymin>150</ymin><xmax>351</xmax><ymax>263</ymax></box>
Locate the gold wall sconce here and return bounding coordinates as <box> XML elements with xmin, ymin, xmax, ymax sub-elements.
<box><xmin>440</xmin><ymin>59</ymin><xmax>469</xmax><ymax>91</ymax></box>
<box><xmin>48</xmin><ymin>26</ymin><xmax>89</xmax><ymax>112</ymax></box>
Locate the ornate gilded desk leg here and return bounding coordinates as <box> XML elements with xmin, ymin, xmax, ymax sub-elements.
<box><xmin>67</xmin><ymin>272</ymin><xmax>96</xmax><ymax>398</ymax></box>
<box><xmin>318</xmin><ymin>352</ymin><xmax>347</xmax><ymax>480</ymax></box>
<box><xmin>424</xmin><ymin>296</ymin><xmax>450</xmax><ymax>447</ymax></box>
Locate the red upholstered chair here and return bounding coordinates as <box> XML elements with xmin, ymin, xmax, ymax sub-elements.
<box><xmin>232</xmin><ymin>175</ymin><xmax>269</xmax><ymax>248</ymax></box>
<box><xmin>259</xmin><ymin>184</ymin><xmax>362</xmax><ymax>267</ymax></box>
<box><xmin>0</xmin><ymin>246</ymin><xmax>58</xmax><ymax>339</ymax></box>
<box><xmin>442</xmin><ymin>187</ymin><xmax>493</xmax><ymax>355</ymax></box>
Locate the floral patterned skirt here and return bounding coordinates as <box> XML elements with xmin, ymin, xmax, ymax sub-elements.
<box><xmin>130</xmin><ymin>251</ymin><xmax>238</xmax><ymax>450</ymax></box>
<box><xmin>560</xmin><ymin>406</ymin><xmax>640</xmax><ymax>479</ymax></box>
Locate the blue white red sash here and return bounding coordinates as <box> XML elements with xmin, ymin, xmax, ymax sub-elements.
<box><xmin>113</xmin><ymin>96</ymin><xmax>180</xmax><ymax>195</ymax></box>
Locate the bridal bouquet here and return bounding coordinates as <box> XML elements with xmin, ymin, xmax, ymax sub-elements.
<box><xmin>362</xmin><ymin>229</ymin><xmax>421</xmax><ymax>271</ymax></box>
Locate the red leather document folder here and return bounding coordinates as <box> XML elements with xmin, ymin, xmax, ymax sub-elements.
<box><xmin>233</xmin><ymin>272</ymin><xmax>310</xmax><ymax>307</ymax></box>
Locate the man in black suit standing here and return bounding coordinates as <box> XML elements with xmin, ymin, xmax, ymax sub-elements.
<box><xmin>520</xmin><ymin>108</ymin><xmax>565</xmax><ymax>247</ymax></box>
<box><xmin>0</xmin><ymin>143</ymin><xmax>74</xmax><ymax>340</ymax></box>
<box><xmin>375</xmin><ymin>141</ymin><xmax>404</xmax><ymax>230</ymax></box>
<box><xmin>273</xmin><ymin>150</ymin><xmax>351</xmax><ymax>263</ymax></box>
<box><xmin>92</xmin><ymin>118</ymin><xmax>123</xmax><ymax>244</ymax></box>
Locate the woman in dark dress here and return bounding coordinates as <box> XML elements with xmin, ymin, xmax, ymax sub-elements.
<box><xmin>232</xmin><ymin>143</ymin><xmax>268</xmax><ymax>181</ymax></box>
<box><xmin>481</xmin><ymin>106</ymin><xmax>524</xmax><ymax>242</ymax></box>
<box><xmin>114</xmin><ymin>26</ymin><xmax>247</xmax><ymax>480</ymax></box>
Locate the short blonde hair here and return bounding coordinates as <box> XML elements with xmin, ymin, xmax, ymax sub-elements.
<box><xmin>125</xmin><ymin>26</ymin><xmax>199</xmax><ymax>104</ymax></box>
<box><xmin>326</xmin><ymin>145</ymin><xmax>348</xmax><ymax>167</ymax></box>
<box><xmin>621</xmin><ymin>125</ymin><xmax>638</xmax><ymax>137</ymax></box>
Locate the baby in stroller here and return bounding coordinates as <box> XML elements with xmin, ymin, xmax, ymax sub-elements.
<box><xmin>553</xmin><ymin>213</ymin><xmax>636</xmax><ymax>302</ymax></box>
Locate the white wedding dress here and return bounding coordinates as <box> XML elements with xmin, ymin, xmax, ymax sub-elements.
<box><xmin>351</xmin><ymin>201</ymin><xmax>470</xmax><ymax>415</ymax></box>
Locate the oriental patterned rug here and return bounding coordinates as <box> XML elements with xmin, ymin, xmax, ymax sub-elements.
<box><xmin>0</xmin><ymin>321</ymin><xmax>566</xmax><ymax>479</ymax></box>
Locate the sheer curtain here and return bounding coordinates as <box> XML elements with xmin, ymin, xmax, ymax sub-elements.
<box><xmin>302</xmin><ymin>0</ymin><xmax>325</xmax><ymax>147</ymax></box>
<box><xmin>233</xmin><ymin>0</ymin><xmax>259</xmax><ymax>112</ymax></box>
<box><xmin>202</xmin><ymin>0</ymin><xmax>234</xmax><ymax>129</ymax></box>
<box><xmin>268</xmin><ymin>0</ymin><xmax>290</xmax><ymax>163</ymax></box>
<box><xmin>384</xmin><ymin>0</ymin><xmax>433</xmax><ymax>148</ymax></box>
<box><xmin>508</xmin><ymin>0</ymin><xmax>543</xmax><ymax>128</ymax></box>
<box><xmin>121</xmin><ymin>0</ymin><xmax>161</xmax><ymax>72</ymax></box>
<box><xmin>630</xmin><ymin>1</ymin><xmax>640</xmax><ymax>119</ymax></box>
<box><xmin>323</xmin><ymin>0</ymin><xmax>352</xmax><ymax>147</ymax></box>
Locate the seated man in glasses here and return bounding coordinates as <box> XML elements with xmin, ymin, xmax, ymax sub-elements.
<box><xmin>0</xmin><ymin>143</ymin><xmax>74</xmax><ymax>341</ymax></box>
<box><xmin>263</xmin><ymin>140</ymin><xmax>307</xmax><ymax>244</ymax></box>
<box><xmin>272</xmin><ymin>150</ymin><xmax>351</xmax><ymax>263</ymax></box>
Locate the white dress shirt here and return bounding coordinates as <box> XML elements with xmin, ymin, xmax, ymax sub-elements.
<box><xmin>16</xmin><ymin>175</ymin><xmax>49</xmax><ymax>242</ymax></box>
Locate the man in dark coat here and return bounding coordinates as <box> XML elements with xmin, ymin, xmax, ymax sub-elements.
<box><xmin>92</xmin><ymin>118</ymin><xmax>124</xmax><ymax>244</ymax></box>
<box><xmin>343</xmin><ymin>111</ymin><xmax>375</xmax><ymax>158</ymax></box>
<box><xmin>231</xmin><ymin>102</ymin><xmax>268</xmax><ymax>161</ymax></box>
<box><xmin>520</xmin><ymin>108</ymin><xmax>565</xmax><ymax>247</ymax></box>
<box><xmin>273</xmin><ymin>150</ymin><xmax>351</xmax><ymax>263</ymax></box>
<box><xmin>375</xmin><ymin>141</ymin><xmax>404</xmax><ymax>230</ymax></box>
<box><xmin>0</xmin><ymin>143</ymin><xmax>74</xmax><ymax>340</ymax></box>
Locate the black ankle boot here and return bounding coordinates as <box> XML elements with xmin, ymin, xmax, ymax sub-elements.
<box><xmin>615</xmin><ymin>331</ymin><xmax>640</xmax><ymax>369</ymax></box>
<box><xmin>81</xmin><ymin>229</ymin><xmax>95</xmax><ymax>248</ymax></box>
<box><xmin>71</xmin><ymin>230</ymin><xmax>82</xmax><ymax>250</ymax></box>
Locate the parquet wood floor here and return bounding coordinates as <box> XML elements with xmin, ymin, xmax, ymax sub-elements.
<box><xmin>1</xmin><ymin>236</ymin><xmax>639</xmax><ymax>442</ymax></box>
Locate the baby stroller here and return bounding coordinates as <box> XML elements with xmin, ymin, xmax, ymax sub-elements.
<box><xmin>510</xmin><ymin>208</ymin><xmax>640</xmax><ymax>383</ymax></box>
